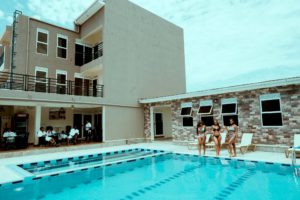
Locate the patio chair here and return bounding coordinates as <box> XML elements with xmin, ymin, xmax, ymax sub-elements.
<box><xmin>236</xmin><ymin>133</ymin><xmax>253</xmax><ymax>154</ymax></box>
<box><xmin>285</xmin><ymin>134</ymin><xmax>300</xmax><ymax>158</ymax></box>
<box><xmin>206</xmin><ymin>132</ymin><xmax>227</xmax><ymax>149</ymax></box>
<box><xmin>187</xmin><ymin>133</ymin><xmax>211</xmax><ymax>150</ymax></box>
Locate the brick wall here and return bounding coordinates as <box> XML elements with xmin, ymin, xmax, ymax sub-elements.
<box><xmin>143</xmin><ymin>84</ymin><xmax>300</xmax><ymax>145</ymax></box>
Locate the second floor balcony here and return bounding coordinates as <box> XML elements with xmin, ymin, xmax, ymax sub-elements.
<box><xmin>75</xmin><ymin>42</ymin><xmax>103</xmax><ymax>67</ymax></box>
<box><xmin>0</xmin><ymin>71</ymin><xmax>104</xmax><ymax>97</ymax></box>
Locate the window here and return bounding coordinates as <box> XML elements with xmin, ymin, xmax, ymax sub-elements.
<box><xmin>35</xmin><ymin>67</ymin><xmax>48</xmax><ymax>92</ymax></box>
<box><xmin>183</xmin><ymin>117</ymin><xmax>193</xmax><ymax>127</ymax></box>
<box><xmin>201</xmin><ymin>116</ymin><xmax>214</xmax><ymax>126</ymax></box>
<box><xmin>57</xmin><ymin>35</ymin><xmax>67</xmax><ymax>59</ymax></box>
<box><xmin>180</xmin><ymin>102</ymin><xmax>192</xmax><ymax>116</ymax></box>
<box><xmin>75</xmin><ymin>43</ymin><xmax>92</xmax><ymax>66</ymax></box>
<box><xmin>198</xmin><ymin>100</ymin><xmax>214</xmax><ymax>126</ymax></box>
<box><xmin>221</xmin><ymin>98</ymin><xmax>238</xmax><ymax>126</ymax></box>
<box><xmin>75</xmin><ymin>44</ymin><xmax>84</xmax><ymax>66</ymax></box>
<box><xmin>36</xmin><ymin>29</ymin><xmax>48</xmax><ymax>54</ymax></box>
<box><xmin>56</xmin><ymin>70</ymin><xmax>67</xmax><ymax>94</ymax></box>
<box><xmin>223</xmin><ymin>115</ymin><xmax>239</xmax><ymax>126</ymax></box>
<box><xmin>260</xmin><ymin>94</ymin><xmax>283</xmax><ymax>126</ymax></box>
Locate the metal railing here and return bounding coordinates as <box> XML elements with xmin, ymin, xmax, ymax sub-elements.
<box><xmin>0</xmin><ymin>71</ymin><xmax>104</xmax><ymax>97</ymax></box>
<box><xmin>0</xmin><ymin>53</ymin><xmax>4</xmax><ymax>67</ymax></box>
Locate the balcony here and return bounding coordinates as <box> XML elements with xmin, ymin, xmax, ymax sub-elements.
<box><xmin>0</xmin><ymin>71</ymin><xmax>104</xmax><ymax>97</ymax></box>
<box><xmin>75</xmin><ymin>42</ymin><xmax>103</xmax><ymax>67</ymax></box>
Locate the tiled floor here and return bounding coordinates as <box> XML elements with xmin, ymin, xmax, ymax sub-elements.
<box><xmin>0</xmin><ymin>141</ymin><xmax>298</xmax><ymax>184</ymax></box>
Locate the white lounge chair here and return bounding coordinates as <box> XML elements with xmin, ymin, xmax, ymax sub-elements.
<box><xmin>285</xmin><ymin>134</ymin><xmax>300</xmax><ymax>158</ymax></box>
<box><xmin>187</xmin><ymin>133</ymin><xmax>211</xmax><ymax>150</ymax></box>
<box><xmin>236</xmin><ymin>133</ymin><xmax>253</xmax><ymax>154</ymax></box>
<box><xmin>206</xmin><ymin>132</ymin><xmax>227</xmax><ymax>149</ymax></box>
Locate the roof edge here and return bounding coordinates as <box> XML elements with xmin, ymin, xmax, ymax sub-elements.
<box><xmin>74</xmin><ymin>0</ymin><xmax>105</xmax><ymax>25</ymax></box>
<box><xmin>139</xmin><ymin>76</ymin><xmax>300</xmax><ymax>104</ymax></box>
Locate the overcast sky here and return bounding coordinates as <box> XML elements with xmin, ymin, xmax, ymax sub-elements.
<box><xmin>1</xmin><ymin>0</ymin><xmax>300</xmax><ymax>92</ymax></box>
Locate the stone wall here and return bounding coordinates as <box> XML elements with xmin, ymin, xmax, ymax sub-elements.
<box><xmin>143</xmin><ymin>84</ymin><xmax>300</xmax><ymax>145</ymax></box>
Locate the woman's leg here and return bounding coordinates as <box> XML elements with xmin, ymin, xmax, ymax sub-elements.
<box><xmin>213</xmin><ymin>136</ymin><xmax>219</xmax><ymax>156</ymax></box>
<box><xmin>232</xmin><ymin>143</ymin><xmax>236</xmax><ymax>157</ymax></box>
<box><xmin>227</xmin><ymin>137</ymin><xmax>234</xmax><ymax>156</ymax></box>
<box><xmin>203</xmin><ymin>136</ymin><xmax>206</xmax><ymax>155</ymax></box>
<box><xmin>217</xmin><ymin>136</ymin><xmax>221</xmax><ymax>156</ymax></box>
<box><xmin>198</xmin><ymin>137</ymin><xmax>202</xmax><ymax>155</ymax></box>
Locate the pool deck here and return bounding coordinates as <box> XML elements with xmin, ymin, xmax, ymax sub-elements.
<box><xmin>0</xmin><ymin>141</ymin><xmax>298</xmax><ymax>185</ymax></box>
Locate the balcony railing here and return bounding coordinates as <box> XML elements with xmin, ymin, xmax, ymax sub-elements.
<box><xmin>75</xmin><ymin>42</ymin><xmax>103</xmax><ymax>67</ymax></box>
<box><xmin>0</xmin><ymin>71</ymin><xmax>104</xmax><ymax>97</ymax></box>
<box><xmin>0</xmin><ymin>53</ymin><xmax>4</xmax><ymax>67</ymax></box>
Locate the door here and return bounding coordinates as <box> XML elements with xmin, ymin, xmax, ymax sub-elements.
<box><xmin>73</xmin><ymin>114</ymin><xmax>82</xmax><ymax>138</ymax></box>
<box><xmin>93</xmin><ymin>79</ymin><xmax>98</xmax><ymax>97</ymax></box>
<box><xmin>74</xmin><ymin>78</ymin><xmax>83</xmax><ymax>96</ymax></box>
<box><xmin>94</xmin><ymin>114</ymin><xmax>102</xmax><ymax>142</ymax></box>
<box><xmin>155</xmin><ymin>113</ymin><xmax>163</xmax><ymax>136</ymax></box>
<box><xmin>84</xmin><ymin>79</ymin><xmax>90</xmax><ymax>96</ymax></box>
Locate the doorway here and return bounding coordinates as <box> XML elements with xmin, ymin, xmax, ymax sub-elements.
<box><xmin>94</xmin><ymin>114</ymin><xmax>102</xmax><ymax>142</ymax></box>
<box><xmin>73</xmin><ymin>114</ymin><xmax>83</xmax><ymax>138</ymax></box>
<box><xmin>155</xmin><ymin>113</ymin><xmax>163</xmax><ymax>136</ymax></box>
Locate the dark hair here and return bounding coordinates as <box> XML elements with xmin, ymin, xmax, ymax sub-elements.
<box><xmin>196</xmin><ymin>121</ymin><xmax>205</xmax><ymax>135</ymax></box>
<box><xmin>40</xmin><ymin>127</ymin><xmax>44</xmax><ymax>131</ymax></box>
<box><xmin>197</xmin><ymin>120</ymin><xmax>205</xmax><ymax>127</ymax></box>
<box><xmin>213</xmin><ymin>119</ymin><xmax>220</xmax><ymax>127</ymax></box>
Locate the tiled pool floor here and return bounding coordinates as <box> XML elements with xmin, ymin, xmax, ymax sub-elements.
<box><xmin>0</xmin><ymin>141</ymin><xmax>298</xmax><ymax>184</ymax></box>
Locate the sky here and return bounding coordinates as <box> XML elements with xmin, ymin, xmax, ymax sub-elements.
<box><xmin>1</xmin><ymin>0</ymin><xmax>300</xmax><ymax>92</ymax></box>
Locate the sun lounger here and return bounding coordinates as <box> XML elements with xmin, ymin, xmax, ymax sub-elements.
<box><xmin>236</xmin><ymin>133</ymin><xmax>253</xmax><ymax>154</ymax></box>
<box><xmin>206</xmin><ymin>132</ymin><xmax>227</xmax><ymax>149</ymax></box>
<box><xmin>187</xmin><ymin>133</ymin><xmax>211</xmax><ymax>150</ymax></box>
<box><xmin>285</xmin><ymin>134</ymin><xmax>300</xmax><ymax>158</ymax></box>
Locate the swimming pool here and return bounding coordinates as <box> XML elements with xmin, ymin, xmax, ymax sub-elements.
<box><xmin>0</xmin><ymin>149</ymin><xmax>299</xmax><ymax>200</ymax></box>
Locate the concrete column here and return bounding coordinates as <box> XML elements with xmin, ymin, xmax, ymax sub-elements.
<box><xmin>150</xmin><ymin>106</ymin><xmax>154</xmax><ymax>142</ymax></box>
<box><xmin>102</xmin><ymin>106</ymin><xmax>106</xmax><ymax>142</ymax></box>
<box><xmin>34</xmin><ymin>105</ymin><xmax>41</xmax><ymax>145</ymax></box>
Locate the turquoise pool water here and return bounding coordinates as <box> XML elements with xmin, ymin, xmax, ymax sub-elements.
<box><xmin>1</xmin><ymin>152</ymin><xmax>299</xmax><ymax>200</ymax></box>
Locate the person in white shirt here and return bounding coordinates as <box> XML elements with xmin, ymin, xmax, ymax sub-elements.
<box><xmin>45</xmin><ymin>129</ymin><xmax>59</xmax><ymax>147</ymax></box>
<box><xmin>3</xmin><ymin>129</ymin><xmax>17</xmax><ymax>138</ymax></box>
<box><xmin>85</xmin><ymin>120</ymin><xmax>92</xmax><ymax>142</ymax></box>
<box><xmin>37</xmin><ymin>127</ymin><xmax>46</xmax><ymax>137</ymax></box>
<box><xmin>3</xmin><ymin>129</ymin><xmax>16</xmax><ymax>148</ymax></box>
<box><xmin>67</xmin><ymin>126</ymin><xmax>79</xmax><ymax>145</ymax></box>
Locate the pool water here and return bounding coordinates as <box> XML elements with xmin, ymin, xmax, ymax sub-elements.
<box><xmin>19</xmin><ymin>149</ymin><xmax>162</xmax><ymax>176</ymax></box>
<box><xmin>1</xmin><ymin>153</ymin><xmax>299</xmax><ymax>200</ymax></box>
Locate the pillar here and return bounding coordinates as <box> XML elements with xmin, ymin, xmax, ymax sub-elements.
<box><xmin>34</xmin><ymin>105</ymin><xmax>41</xmax><ymax>145</ymax></box>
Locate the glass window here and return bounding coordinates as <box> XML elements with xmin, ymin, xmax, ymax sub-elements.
<box><xmin>223</xmin><ymin>115</ymin><xmax>239</xmax><ymax>126</ymax></box>
<box><xmin>180</xmin><ymin>107</ymin><xmax>192</xmax><ymax>116</ymax></box>
<box><xmin>57</xmin><ymin>36</ymin><xmax>67</xmax><ymax>58</ymax></box>
<box><xmin>36</xmin><ymin>30</ymin><xmax>48</xmax><ymax>54</ymax></box>
<box><xmin>75</xmin><ymin>44</ymin><xmax>84</xmax><ymax>66</ymax></box>
<box><xmin>222</xmin><ymin>103</ymin><xmax>237</xmax><ymax>114</ymax></box>
<box><xmin>183</xmin><ymin>117</ymin><xmax>193</xmax><ymax>127</ymax></box>
<box><xmin>198</xmin><ymin>106</ymin><xmax>212</xmax><ymax>115</ymax></box>
<box><xmin>56</xmin><ymin>73</ymin><xmax>66</xmax><ymax>94</ymax></box>
<box><xmin>262</xmin><ymin>113</ymin><xmax>283</xmax><ymax>126</ymax></box>
<box><xmin>35</xmin><ymin>70</ymin><xmax>47</xmax><ymax>92</ymax></box>
<box><xmin>201</xmin><ymin>116</ymin><xmax>214</xmax><ymax>126</ymax></box>
<box><xmin>260</xmin><ymin>95</ymin><xmax>283</xmax><ymax>127</ymax></box>
<box><xmin>261</xmin><ymin>99</ymin><xmax>281</xmax><ymax>112</ymax></box>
